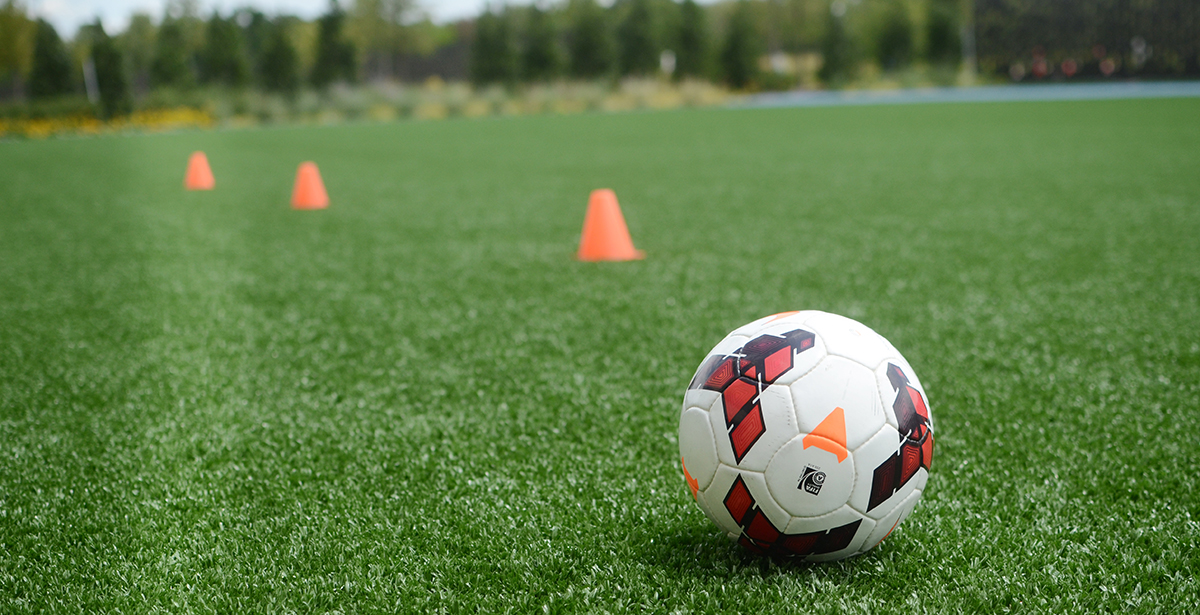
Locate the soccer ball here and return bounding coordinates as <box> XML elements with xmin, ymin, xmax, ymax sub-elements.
<box><xmin>678</xmin><ymin>310</ymin><xmax>934</xmax><ymax>561</ymax></box>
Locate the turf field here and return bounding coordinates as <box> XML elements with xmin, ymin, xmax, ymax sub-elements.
<box><xmin>1</xmin><ymin>97</ymin><xmax>1198</xmax><ymax>613</ymax></box>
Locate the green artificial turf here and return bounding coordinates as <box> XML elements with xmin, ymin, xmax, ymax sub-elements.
<box><xmin>1</xmin><ymin>98</ymin><xmax>1199</xmax><ymax>613</ymax></box>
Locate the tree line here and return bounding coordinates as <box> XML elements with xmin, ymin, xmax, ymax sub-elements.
<box><xmin>468</xmin><ymin>0</ymin><xmax>968</xmax><ymax>88</ymax></box>
<box><xmin>1</xmin><ymin>0</ymin><xmax>971</xmax><ymax>117</ymax></box>
<box><xmin>0</xmin><ymin>0</ymin><xmax>418</xmax><ymax>117</ymax></box>
<box><xmin>2</xmin><ymin>0</ymin><xmax>1194</xmax><ymax>120</ymax></box>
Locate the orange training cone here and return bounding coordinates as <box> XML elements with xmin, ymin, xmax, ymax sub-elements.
<box><xmin>184</xmin><ymin>151</ymin><xmax>215</xmax><ymax>190</ymax></box>
<box><xmin>291</xmin><ymin>162</ymin><xmax>328</xmax><ymax>210</ymax></box>
<box><xmin>576</xmin><ymin>189</ymin><xmax>644</xmax><ymax>261</ymax></box>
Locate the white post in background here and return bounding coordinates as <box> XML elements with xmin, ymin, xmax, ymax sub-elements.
<box><xmin>83</xmin><ymin>58</ymin><xmax>99</xmax><ymax>104</ymax></box>
<box><xmin>660</xmin><ymin>50</ymin><xmax>676</xmax><ymax>76</ymax></box>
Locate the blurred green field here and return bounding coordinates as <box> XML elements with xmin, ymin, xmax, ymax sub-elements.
<box><xmin>1</xmin><ymin>99</ymin><xmax>1198</xmax><ymax>613</ymax></box>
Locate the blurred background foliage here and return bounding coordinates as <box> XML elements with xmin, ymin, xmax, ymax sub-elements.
<box><xmin>0</xmin><ymin>0</ymin><xmax>1196</xmax><ymax>136</ymax></box>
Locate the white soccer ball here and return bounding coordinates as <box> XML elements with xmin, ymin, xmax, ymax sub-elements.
<box><xmin>679</xmin><ymin>310</ymin><xmax>935</xmax><ymax>561</ymax></box>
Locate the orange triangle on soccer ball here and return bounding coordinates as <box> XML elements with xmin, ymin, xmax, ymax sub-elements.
<box><xmin>803</xmin><ymin>407</ymin><xmax>848</xmax><ymax>462</ymax></box>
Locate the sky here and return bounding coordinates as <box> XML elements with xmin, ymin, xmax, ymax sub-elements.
<box><xmin>26</xmin><ymin>0</ymin><xmax>491</xmax><ymax>37</ymax></box>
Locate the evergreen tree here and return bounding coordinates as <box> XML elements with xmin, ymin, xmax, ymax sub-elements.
<box><xmin>817</xmin><ymin>5</ymin><xmax>853</xmax><ymax>84</ymax></box>
<box><xmin>875</xmin><ymin>0</ymin><xmax>913</xmax><ymax>69</ymax></box>
<box><xmin>199</xmin><ymin>12</ymin><xmax>249</xmax><ymax>86</ymax></box>
<box><xmin>120</xmin><ymin>13</ymin><xmax>155</xmax><ymax>95</ymax></box>
<box><xmin>88</xmin><ymin>21</ymin><xmax>131</xmax><ymax>118</ymax></box>
<box><xmin>312</xmin><ymin>1</ymin><xmax>357</xmax><ymax>87</ymax></box>
<box><xmin>469</xmin><ymin>7</ymin><xmax>516</xmax><ymax>85</ymax></box>
<box><xmin>925</xmin><ymin>0</ymin><xmax>960</xmax><ymax>65</ymax></box>
<box><xmin>521</xmin><ymin>3</ymin><xmax>560</xmax><ymax>82</ymax></box>
<box><xmin>239</xmin><ymin>10</ymin><xmax>273</xmax><ymax>74</ymax></box>
<box><xmin>567</xmin><ymin>0</ymin><xmax>613</xmax><ymax>79</ymax></box>
<box><xmin>720</xmin><ymin>0</ymin><xmax>759</xmax><ymax>89</ymax></box>
<box><xmin>675</xmin><ymin>0</ymin><xmax>708</xmax><ymax>79</ymax></box>
<box><xmin>28</xmin><ymin>19</ymin><xmax>72</xmax><ymax>99</ymax></box>
<box><xmin>151</xmin><ymin>19</ymin><xmax>195</xmax><ymax>88</ymax></box>
<box><xmin>617</xmin><ymin>0</ymin><xmax>657</xmax><ymax>76</ymax></box>
<box><xmin>259</xmin><ymin>20</ymin><xmax>299</xmax><ymax>95</ymax></box>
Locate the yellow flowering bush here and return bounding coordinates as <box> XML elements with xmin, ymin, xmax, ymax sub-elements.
<box><xmin>1</xmin><ymin>79</ymin><xmax>729</xmax><ymax>140</ymax></box>
<box><xmin>0</xmin><ymin>107</ymin><xmax>214</xmax><ymax>139</ymax></box>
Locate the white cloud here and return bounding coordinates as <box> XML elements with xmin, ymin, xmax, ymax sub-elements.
<box><xmin>25</xmin><ymin>0</ymin><xmax>720</xmax><ymax>39</ymax></box>
<box><xmin>25</xmin><ymin>0</ymin><xmax>496</xmax><ymax>37</ymax></box>
<box><xmin>427</xmin><ymin>0</ymin><xmax>489</xmax><ymax>23</ymax></box>
<box><xmin>29</xmin><ymin>0</ymin><xmax>161</xmax><ymax>35</ymax></box>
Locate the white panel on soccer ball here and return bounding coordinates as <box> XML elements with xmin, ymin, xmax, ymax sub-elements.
<box><xmin>764</xmin><ymin>434</ymin><xmax>855</xmax><ymax>518</ymax></box>
<box><xmin>788</xmin><ymin>310</ymin><xmax>827</xmax><ymax>324</ymax></box>
<box><xmin>848</xmin><ymin>425</ymin><xmax>898</xmax><ymax>515</ymax></box>
<box><xmin>802</xmin><ymin>311</ymin><xmax>894</xmax><ymax>371</ymax></box>
<box><xmin>699</xmin><ymin>333</ymin><xmax>750</xmax><ymax>363</ymax></box>
<box><xmin>729</xmin><ymin>311</ymin><xmax>804</xmax><ymax>337</ymax></box>
<box><xmin>679</xmin><ymin>407</ymin><xmax>720</xmax><ymax>493</ymax></box>
<box><xmin>700</xmin><ymin>465</ymin><xmax>791</xmax><ymax>538</ymax></box>
<box><xmin>681</xmin><ymin>336</ymin><xmax>744</xmax><ymax>393</ymax></box>
<box><xmin>737</xmin><ymin>469</ymin><xmax>792</xmax><ymax>531</ymax></box>
<box><xmin>736</xmin><ymin>384</ymin><xmax>797</xmax><ymax>472</ymax></box>
<box><xmin>876</xmin><ymin>352</ymin><xmax>926</xmax><ymax>390</ymax></box>
<box><xmin>693</xmin><ymin>477</ymin><xmax>717</xmax><ymax>524</ymax></box>
<box><xmin>860</xmin><ymin>489</ymin><xmax>923</xmax><ymax>554</ymax></box>
<box><xmin>706</xmin><ymin>382</ymin><xmax>798</xmax><ymax>471</ymax></box>
<box><xmin>685</xmin><ymin>333</ymin><xmax>748</xmax><ymax>409</ymax></box>
<box><xmin>789</xmin><ymin>356</ymin><xmax>886</xmax><ymax>451</ymax></box>
<box><xmin>783</xmin><ymin>505</ymin><xmax>875</xmax><ymax>562</ymax></box>
<box><xmin>874</xmin><ymin>355</ymin><xmax>934</xmax><ymax>433</ymax></box>
<box><xmin>708</xmin><ymin>400</ymin><xmax>738</xmax><ymax>468</ymax></box>
<box><xmin>848</xmin><ymin>425</ymin><xmax>923</xmax><ymax>519</ymax></box>
<box><xmin>698</xmin><ymin>464</ymin><xmax>746</xmax><ymax>536</ymax></box>
<box><xmin>746</xmin><ymin>310</ymin><xmax>828</xmax><ymax>332</ymax></box>
<box><xmin>682</xmin><ymin>388</ymin><xmax>720</xmax><ymax>415</ymax></box>
<box><xmin>739</xmin><ymin>321</ymin><xmax>827</xmax><ymax>387</ymax></box>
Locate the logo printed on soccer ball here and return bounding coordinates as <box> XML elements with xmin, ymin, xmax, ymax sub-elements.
<box><xmin>688</xmin><ymin>329</ymin><xmax>816</xmax><ymax>462</ymax></box>
<box><xmin>798</xmin><ymin>465</ymin><xmax>826</xmax><ymax>495</ymax></box>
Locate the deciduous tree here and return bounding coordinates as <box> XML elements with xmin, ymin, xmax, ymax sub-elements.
<box><xmin>0</xmin><ymin>0</ymin><xmax>34</xmax><ymax>97</ymax></box>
